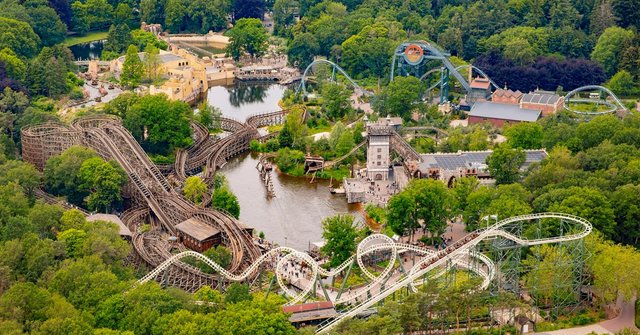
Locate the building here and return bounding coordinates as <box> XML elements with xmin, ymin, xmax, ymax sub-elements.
<box><xmin>412</xmin><ymin>150</ymin><xmax>547</xmax><ymax>186</ymax></box>
<box><xmin>468</xmin><ymin>101</ymin><xmax>541</xmax><ymax>127</ymax></box>
<box><xmin>366</xmin><ymin>125</ymin><xmax>391</xmax><ymax>181</ymax></box>
<box><xmin>520</xmin><ymin>90</ymin><xmax>564</xmax><ymax>117</ymax></box>
<box><xmin>110</xmin><ymin>47</ymin><xmax>235</xmax><ymax>103</ymax></box>
<box><xmin>175</xmin><ymin>218</ymin><xmax>221</xmax><ymax>252</ymax></box>
<box><xmin>492</xmin><ymin>88</ymin><xmax>523</xmax><ymax>104</ymax></box>
<box><xmin>282</xmin><ymin>301</ymin><xmax>338</xmax><ymax>327</ymax></box>
<box><xmin>87</xmin><ymin>213</ymin><xmax>132</xmax><ymax>239</ymax></box>
<box><xmin>468</xmin><ymin>77</ymin><xmax>492</xmax><ymax>102</ymax></box>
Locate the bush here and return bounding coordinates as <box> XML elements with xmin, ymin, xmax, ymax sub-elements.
<box><xmin>70</xmin><ymin>87</ymin><xmax>85</xmax><ymax>100</ymax></box>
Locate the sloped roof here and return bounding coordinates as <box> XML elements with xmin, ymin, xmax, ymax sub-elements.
<box><xmin>87</xmin><ymin>213</ymin><xmax>131</xmax><ymax>237</ymax></box>
<box><xmin>176</xmin><ymin>218</ymin><xmax>220</xmax><ymax>241</ymax></box>
<box><xmin>470</xmin><ymin>77</ymin><xmax>491</xmax><ymax>89</ymax></box>
<box><xmin>521</xmin><ymin>91</ymin><xmax>561</xmax><ymax>105</ymax></box>
<box><xmin>493</xmin><ymin>89</ymin><xmax>523</xmax><ymax>99</ymax></box>
<box><xmin>470</xmin><ymin>101</ymin><xmax>541</xmax><ymax>122</ymax></box>
<box><xmin>418</xmin><ymin>150</ymin><xmax>547</xmax><ymax>172</ymax></box>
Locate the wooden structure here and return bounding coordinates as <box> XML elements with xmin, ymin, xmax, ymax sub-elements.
<box><xmin>282</xmin><ymin>301</ymin><xmax>338</xmax><ymax>327</ymax></box>
<box><xmin>20</xmin><ymin>111</ymin><xmax>290</xmax><ymax>292</ymax></box>
<box><xmin>176</xmin><ymin>218</ymin><xmax>221</xmax><ymax>252</ymax></box>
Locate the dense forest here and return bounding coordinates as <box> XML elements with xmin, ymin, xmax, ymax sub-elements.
<box><xmin>0</xmin><ymin>0</ymin><xmax>640</xmax><ymax>334</ymax></box>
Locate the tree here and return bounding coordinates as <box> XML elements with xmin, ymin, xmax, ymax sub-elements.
<box><xmin>26</xmin><ymin>6</ymin><xmax>68</xmax><ymax>47</ymax></box>
<box><xmin>341</xmin><ymin>22</ymin><xmax>402</xmax><ymax>78</ymax></box>
<box><xmin>590</xmin><ymin>0</ymin><xmax>618</xmax><ymax>36</ymax></box>
<box><xmin>142</xmin><ymin>45</ymin><xmax>161</xmax><ymax>82</ymax></box>
<box><xmin>612</xmin><ymin>184</ymin><xmax>640</xmax><ymax>246</ymax></box>
<box><xmin>607</xmin><ymin>70</ymin><xmax>638</xmax><ymax>96</ymax></box>
<box><xmin>45</xmin><ymin>146</ymin><xmax>99</xmax><ymax>206</ymax></box>
<box><xmin>591</xmin><ymin>26</ymin><xmax>634</xmax><ymax>76</ymax></box>
<box><xmin>184</xmin><ymin>176</ymin><xmax>207</xmax><ymax>205</ymax></box>
<box><xmin>123</xmin><ymin>94</ymin><xmax>193</xmax><ymax>154</ymax></box>
<box><xmin>233</xmin><ymin>0</ymin><xmax>265</xmax><ymax>20</ymax></box>
<box><xmin>587</xmin><ymin>234</ymin><xmax>640</xmax><ymax>305</ymax></box>
<box><xmin>0</xmin><ymin>49</ymin><xmax>27</xmax><ymax>82</ymax></box>
<box><xmin>505</xmin><ymin>122</ymin><xmax>544</xmax><ymax>149</ymax></box>
<box><xmin>486</xmin><ymin>145</ymin><xmax>526</xmax><ymax>185</ymax></box>
<box><xmin>321</xmin><ymin>214</ymin><xmax>358</xmax><ymax>267</ymax></box>
<box><xmin>374</xmin><ymin>76</ymin><xmax>423</xmax><ymax>121</ymax></box>
<box><xmin>224</xmin><ymin>283</ymin><xmax>252</xmax><ymax>304</ymax></box>
<box><xmin>79</xmin><ymin>157</ymin><xmax>127</xmax><ymax>212</ymax></box>
<box><xmin>320</xmin><ymin>83</ymin><xmax>352</xmax><ymax>119</ymax></box>
<box><xmin>548</xmin><ymin>0</ymin><xmax>582</xmax><ymax>28</ymax></box>
<box><xmin>388</xmin><ymin>179</ymin><xmax>454</xmax><ymax>239</ymax></box>
<box><xmin>212</xmin><ymin>186</ymin><xmax>240</xmax><ymax>219</ymax></box>
<box><xmin>104</xmin><ymin>24</ymin><xmax>133</xmax><ymax>55</ymax></box>
<box><xmin>612</xmin><ymin>0</ymin><xmax>640</xmax><ymax>28</ymax></box>
<box><xmin>452</xmin><ymin>176</ymin><xmax>479</xmax><ymax>215</ymax></box>
<box><xmin>287</xmin><ymin>33</ymin><xmax>319</xmax><ymax>68</ymax></box>
<box><xmin>114</xmin><ymin>3</ymin><xmax>134</xmax><ymax>26</ymax></box>
<box><xmin>226</xmin><ymin>18</ymin><xmax>268</xmax><ymax>60</ymax></box>
<box><xmin>121</xmin><ymin>45</ymin><xmax>143</xmax><ymax>88</ymax></box>
<box><xmin>0</xmin><ymin>18</ymin><xmax>40</xmax><ymax>58</ymax></box>
<box><xmin>204</xmin><ymin>245</ymin><xmax>232</xmax><ymax>269</ymax></box>
<box><xmin>273</xmin><ymin>0</ymin><xmax>297</xmax><ymax>36</ymax></box>
<box><xmin>197</xmin><ymin>102</ymin><xmax>221</xmax><ymax>130</ymax></box>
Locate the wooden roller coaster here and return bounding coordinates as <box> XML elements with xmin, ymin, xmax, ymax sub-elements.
<box><xmin>22</xmin><ymin>111</ymin><xmax>290</xmax><ymax>292</ymax></box>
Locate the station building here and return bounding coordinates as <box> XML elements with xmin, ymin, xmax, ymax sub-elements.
<box><xmin>468</xmin><ymin>101</ymin><xmax>541</xmax><ymax>127</ymax></box>
<box><xmin>175</xmin><ymin>218</ymin><xmax>221</xmax><ymax>252</ymax></box>
<box><xmin>410</xmin><ymin>149</ymin><xmax>548</xmax><ymax>186</ymax></box>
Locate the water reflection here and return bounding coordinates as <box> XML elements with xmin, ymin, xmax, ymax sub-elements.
<box><xmin>221</xmin><ymin>153</ymin><xmax>363</xmax><ymax>250</ymax></box>
<box><xmin>228</xmin><ymin>82</ymin><xmax>269</xmax><ymax>107</ymax></box>
<box><xmin>69</xmin><ymin>40</ymin><xmax>105</xmax><ymax>60</ymax></box>
<box><xmin>206</xmin><ymin>82</ymin><xmax>286</xmax><ymax>121</ymax></box>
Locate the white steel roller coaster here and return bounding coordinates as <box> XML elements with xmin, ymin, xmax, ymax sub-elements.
<box><xmin>138</xmin><ymin>212</ymin><xmax>592</xmax><ymax>333</ymax></box>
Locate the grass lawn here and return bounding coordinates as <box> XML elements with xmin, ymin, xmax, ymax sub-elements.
<box><xmin>64</xmin><ymin>31</ymin><xmax>109</xmax><ymax>46</ymax></box>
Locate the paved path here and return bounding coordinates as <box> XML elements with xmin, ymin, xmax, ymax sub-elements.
<box><xmin>535</xmin><ymin>297</ymin><xmax>637</xmax><ymax>335</ymax></box>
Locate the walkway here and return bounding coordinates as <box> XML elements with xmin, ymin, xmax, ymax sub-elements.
<box><xmin>535</xmin><ymin>297</ymin><xmax>637</xmax><ymax>335</ymax></box>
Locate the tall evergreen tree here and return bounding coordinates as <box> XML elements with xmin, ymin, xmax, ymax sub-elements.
<box><xmin>120</xmin><ymin>45</ymin><xmax>143</xmax><ymax>88</ymax></box>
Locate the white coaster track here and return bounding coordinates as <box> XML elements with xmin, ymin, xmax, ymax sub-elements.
<box><xmin>137</xmin><ymin>212</ymin><xmax>591</xmax><ymax>333</ymax></box>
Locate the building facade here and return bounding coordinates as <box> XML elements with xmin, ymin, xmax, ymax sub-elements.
<box><xmin>367</xmin><ymin>126</ymin><xmax>391</xmax><ymax>181</ymax></box>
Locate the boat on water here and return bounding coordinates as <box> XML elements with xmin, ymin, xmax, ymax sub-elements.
<box><xmin>330</xmin><ymin>187</ymin><xmax>345</xmax><ymax>194</ymax></box>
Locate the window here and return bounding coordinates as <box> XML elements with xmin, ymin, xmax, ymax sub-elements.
<box><xmin>377</xmin><ymin>162</ymin><xmax>381</xmax><ymax>166</ymax></box>
<box><xmin>377</xmin><ymin>148</ymin><xmax>382</xmax><ymax>153</ymax></box>
<box><xmin>377</xmin><ymin>155</ymin><xmax>381</xmax><ymax>159</ymax></box>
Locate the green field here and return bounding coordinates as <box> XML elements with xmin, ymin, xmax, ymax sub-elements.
<box><xmin>63</xmin><ymin>31</ymin><xmax>109</xmax><ymax>46</ymax></box>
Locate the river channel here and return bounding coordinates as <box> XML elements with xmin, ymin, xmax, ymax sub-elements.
<box><xmin>211</xmin><ymin>82</ymin><xmax>364</xmax><ymax>250</ymax></box>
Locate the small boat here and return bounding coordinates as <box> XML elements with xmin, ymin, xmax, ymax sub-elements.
<box><xmin>330</xmin><ymin>187</ymin><xmax>345</xmax><ymax>194</ymax></box>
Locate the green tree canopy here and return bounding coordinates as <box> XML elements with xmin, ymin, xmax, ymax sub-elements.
<box><xmin>321</xmin><ymin>214</ymin><xmax>359</xmax><ymax>267</ymax></box>
<box><xmin>226</xmin><ymin>18</ymin><xmax>268</xmax><ymax>60</ymax></box>
<box><xmin>486</xmin><ymin>145</ymin><xmax>526</xmax><ymax>185</ymax></box>
<box><xmin>120</xmin><ymin>45</ymin><xmax>143</xmax><ymax>88</ymax></box>
<box><xmin>373</xmin><ymin>76</ymin><xmax>424</xmax><ymax>121</ymax></box>
<box><xmin>123</xmin><ymin>94</ymin><xmax>193</xmax><ymax>154</ymax></box>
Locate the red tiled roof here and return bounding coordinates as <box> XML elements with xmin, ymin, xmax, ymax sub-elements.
<box><xmin>282</xmin><ymin>301</ymin><xmax>334</xmax><ymax>314</ymax></box>
<box><xmin>470</xmin><ymin>77</ymin><xmax>491</xmax><ymax>89</ymax></box>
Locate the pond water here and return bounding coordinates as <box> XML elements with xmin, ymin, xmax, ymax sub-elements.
<box><xmin>221</xmin><ymin>152</ymin><xmax>363</xmax><ymax>250</ymax></box>
<box><xmin>69</xmin><ymin>40</ymin><xmax>105</xmax><ymax>60</ymax></box>
<box><xmin>213</xmin><ymin>82</ymin><xmax>364</xmax><ymax>250</ymax></box>
<box><xmin>206</xmin><ymin>82</ymin><xmax>288</xmax><ymax>121</ymax></box>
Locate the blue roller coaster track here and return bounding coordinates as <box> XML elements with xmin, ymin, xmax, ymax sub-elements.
<box><xmin>297</xmin><ymin>59</ymin><xmax>374</xmax><ymax>96</ymax></box>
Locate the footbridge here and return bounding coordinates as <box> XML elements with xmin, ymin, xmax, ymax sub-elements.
<box><xmin>138</xmin><ymin>212</ymin><xmax>591</xmax><ymax>332</ymax></box>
